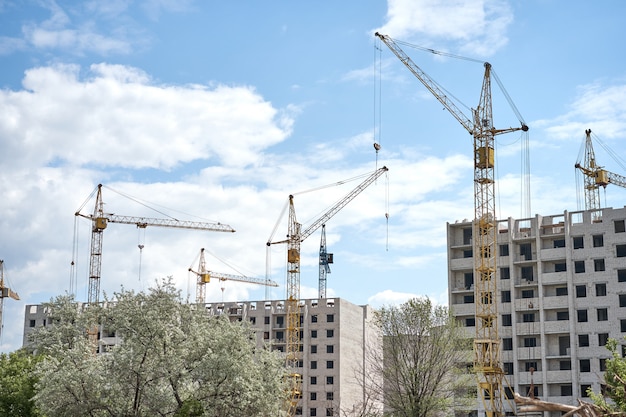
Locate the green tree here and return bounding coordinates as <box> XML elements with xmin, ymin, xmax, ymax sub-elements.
<box><xmin>367</xmin><ymin>297</ymin><xmax>473</xmax><ymax>417</ymax></box>
<box><xmin>30</xmin><ymin>278</ymin><xmax>288</xmax><ymax>417</ymax></box>
<box><xmin>0</xmin><ymin>348</ymin><xmax>44</xmax><ymax>416</ymax></box>
<box><xmin>589</xmin><ymin>337</ymin><xmax>626</xmax><ymax>413</ymax></box>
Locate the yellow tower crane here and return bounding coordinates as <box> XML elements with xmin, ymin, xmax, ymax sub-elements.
<box><xmin>575</xmin><ymin>128</ymin><xmax>626</xmax><ymax>212</ymax></box>
<box><xmin>375</xmin><ymin>33</ymin><xmax>528</xmax><ymax>417</ymax></box>
<box><xmin>0</xmin><ymin>260</ymin><xmax>20</xmax><ymax>339</ymax></box>
<box><xmin>75</xmin><ymin>184</ymin><xmax>235</xmax><ymax>305</ymax></box>
<box><xmin>267</xmin><ymin>166</ymin><xmax>388</xmax><ymax>417</ymax></box>
<box><xmin>189</xmin><ymin>247</ymin><xmax>278</xmax><ymax>304</ymax></box>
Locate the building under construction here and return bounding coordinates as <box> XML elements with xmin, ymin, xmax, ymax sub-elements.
<box><xmin>23</xmin><ymin>296</ymin><xmax>383</xmax><ymax>416</ymax></box>
<box><xmin>448</xmin><ymin>206</ymin><xmax>626</xmax><ymax>416</ymax></box>
<box><xmin>22</xmin><ymin>204</ymin><xmax>626</xmax><ymax>416</ymax></box>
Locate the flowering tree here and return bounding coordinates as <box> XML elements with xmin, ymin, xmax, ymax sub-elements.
<box><xmin>30</xmin><ymin>278</ymin><xmax>288</xmax><ymax>417</ymax></box>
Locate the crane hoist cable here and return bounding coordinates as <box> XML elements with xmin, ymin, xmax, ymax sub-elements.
<box><xmin>374</xmin><ymin>39</ymin><xmax>383</xmax><ymax>168</ymax></box>
<box><xmin>137</xmin><ymin>226</ymin><xmax>145</xmax><ymax>288</ymax></box>
<box><xmin>385</xmin><ymin>173</ymin><xmax>390</xmax><ymax>251</ymax></box>
<box><xmin>70</xmin><ymin>215</ymin><xmax>80</xmax><ymax>296</ymax></box>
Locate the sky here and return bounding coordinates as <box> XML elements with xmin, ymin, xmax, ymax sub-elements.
<box><xmin>1</xmin><ymin>0</ymin><xmax>626</xmax><ymax>353</ymax></box>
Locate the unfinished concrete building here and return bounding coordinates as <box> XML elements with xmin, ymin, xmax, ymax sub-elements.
<box><xmin>448</xmin><ymin>206</ymin><xmax>626</xmax><ymax>416</ymax></box>
<box><xmin>203</xmin><ymin>297</ymin><xmax>381</xmax><ymax>416</ymax></box>
<box><xmin>23</xmin><ymin>296</ymin><xmax>382</xmax><ymax>416</ymax></box>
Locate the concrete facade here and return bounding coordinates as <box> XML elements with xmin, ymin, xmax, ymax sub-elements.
<box><xmin>448</xmin><ymin>207</ymin><xmax>626</xmax><ymax>416</ymax></box>
<box><xmin>23</xmin><ymin>302</ymin><xmax>123</xmax><ymax>352</ymax></box>
<box><xmin>23</xmin><ymin>297</ymin><xmax>381</xmax><ymax>416</ymax></box>
<box><xmin>203</xmin><ymin>297</ymin><xmax>381</xmax><ymax>416</ymax></box>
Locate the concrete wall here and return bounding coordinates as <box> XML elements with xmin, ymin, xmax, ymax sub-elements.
<box><xmin>448</xmin><ymin>206</ymin><xmax>626</xmax><ymax>417</ymax></box>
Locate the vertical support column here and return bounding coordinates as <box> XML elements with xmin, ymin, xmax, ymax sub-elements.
<box><xmin>473</xmin><ymin>62</ymin><xmax>504</xmax><ymax>417</ymax></box>
<box><xmin>286</xmin><ymin>196</ymin><xmax>302</xmax><ymax>416</ymax></box>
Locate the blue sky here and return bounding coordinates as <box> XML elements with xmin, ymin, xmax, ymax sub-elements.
<box><xmin>2</xmin><ymin>0</ymin><xmax>626</xmax><ymax>353</ymax></box>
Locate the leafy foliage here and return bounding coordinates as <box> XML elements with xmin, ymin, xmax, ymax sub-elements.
<box><xmin>0</xmin><ymin>348</ymin><xmax>44</xmax><ymax>416</ymax></box>
<box><xmin>589</xmin><ymin>338</ymin><xmax>626</xmax><ymax>413</ymax></box>
<box><xmin>368</xmin><ymin>297</ymin><xmax>474</xmax><ymax>417</ymax></box>
<box><xmin>30</xmin><ymin>278</ymin><xmax>288</xmax><ymax>417</ymax></box>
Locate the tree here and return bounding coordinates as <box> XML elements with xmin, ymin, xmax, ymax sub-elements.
<box><xmin>589</xmin><ymin>337</ymin><xmax>626</xmax><ymax>414</ymax></box>
<box><xmin>367</xmin><ymin>297</ymin><xmax>474</xmax><ymax>417</ymax></box>
<box><xmin>0</xmin><ymin>348</ymin><xmax>44</xmax><ymax>417</ymax></box>
<box><xmin>29</xmin><ymin>278</ymin><xmax>289</xmax><ymax>417</ymax></box>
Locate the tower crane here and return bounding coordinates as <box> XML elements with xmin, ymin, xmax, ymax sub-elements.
<box><xmin>189</xmin><ymin>247</ymin><xmax>278</xmax><ymax>304</ymax></box>
<box><xmin>75</xmin><ymin>184</ymin><xmax>235</xmax><ymax>305</ymax></box>
<box><xmin>575</xmin><ymin>128</ymin><xmax>626</xmax><ymax>212</ymax></box>
<box><xmin>0</xmin><ymin>260</ymin><xmax>20</xmax><ymax>338</ymax></box>
<box><xmin>318</xmin><ymin>224</ymin><xmax>333</xmax><ymax>299</ymax></box>
<box><xmin>267</xmin><ymin>166</ymin><xmax>388</xmax><ymax>417</ymax></box>
<box><xmin>375</xmin><ymin>33</ymin><xmax>528</xmax><ymax>417</ymax></box>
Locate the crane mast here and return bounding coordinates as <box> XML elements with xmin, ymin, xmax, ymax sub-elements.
<box><xmin>190</xmin><ymin>248</ymin><xmax>278</xmax><ymax>304</ymax></box>
<box><xmin>76</xmin><ymin>184</ymin><xmax>235</xmax><ymax>305</ymax></box>
<box><xmin>375</xmin><ymin>33</ymin><xmax>528</xmax><ymax>417</ymax></box>
<box><xmin>268</xmin><ymin>166</ymin><xmax>388</xmax><ymax>416</ymax></box>
<box><xmin>318</xmin><ymin>224</ymin><xmax>333</xmax><ymax>299</ymax></box>
<box><xmin>0</xmin><ymin>260</ymin><xmax>20</xmax><ymax>339</ymax></box>
<box><xmin>575</xmin><ymin>129</ymin><xmax>626</xmax><ymax>213</ymax></box>
<box><xmin>473</xmin><ymin>60</ymin><xmax>505</xmax><ymax>417</ymax></box>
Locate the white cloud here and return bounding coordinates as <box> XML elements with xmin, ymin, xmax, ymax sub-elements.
<box><xmin>18</xmin><ymin>1</ymin><xmax>138</xmax><ymax>56</ymax></box>
<box><xmin>0</xmin><ymin>36</ymin><xmax>27</xmax><ymax>55</ymax></box>
<box><xmin>25</xmin><ymin>26</ymin><xmax>132</xmax><ymax>54</ymax></box>
<box><xmin>0</xmin><ymin>63</ymin><xmax>293</xmax><ymax>171</ymax></box>
<box><xmin>539</xmin><ymin>82</ymin><xmax>626</xmax><ymax>141</ymax></box>
<box><xmin>84</xmin><ymin>0</ymin><xmax>134</xmax><ymax>17</ymax></box>
<box><xmin>0</xmin><ymin>63</ymin><xmax>306</xmax><ymax>353</ymax></box>
<box><xmin>367</xmin><ymin>288</ymin><xmax>450</xmax><ymax>309</ymax></box>
<box><xmin>375</xmin><ymin>0</ymin><xmax>513</xmax><ymax>56</ymax></box>
<box><xmin>368</xmin><ymin>289</ymin><xmax>419</xmax><ymax>307</ymax></box>
<box><xmin>140</xmin><ymin>0</ymin><xmax>194</xmax><ymax>21</ymax></box>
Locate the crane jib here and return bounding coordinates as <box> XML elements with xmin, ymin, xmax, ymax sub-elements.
<box><xmin>104</xmin><ymin>215</ymin><xmax>236</xmax><ymax>232</ymax></box>
<box><xmin>75</xmin><ymin>184</ymin><xmax>235</xmax><ymax>305</ymax></box>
